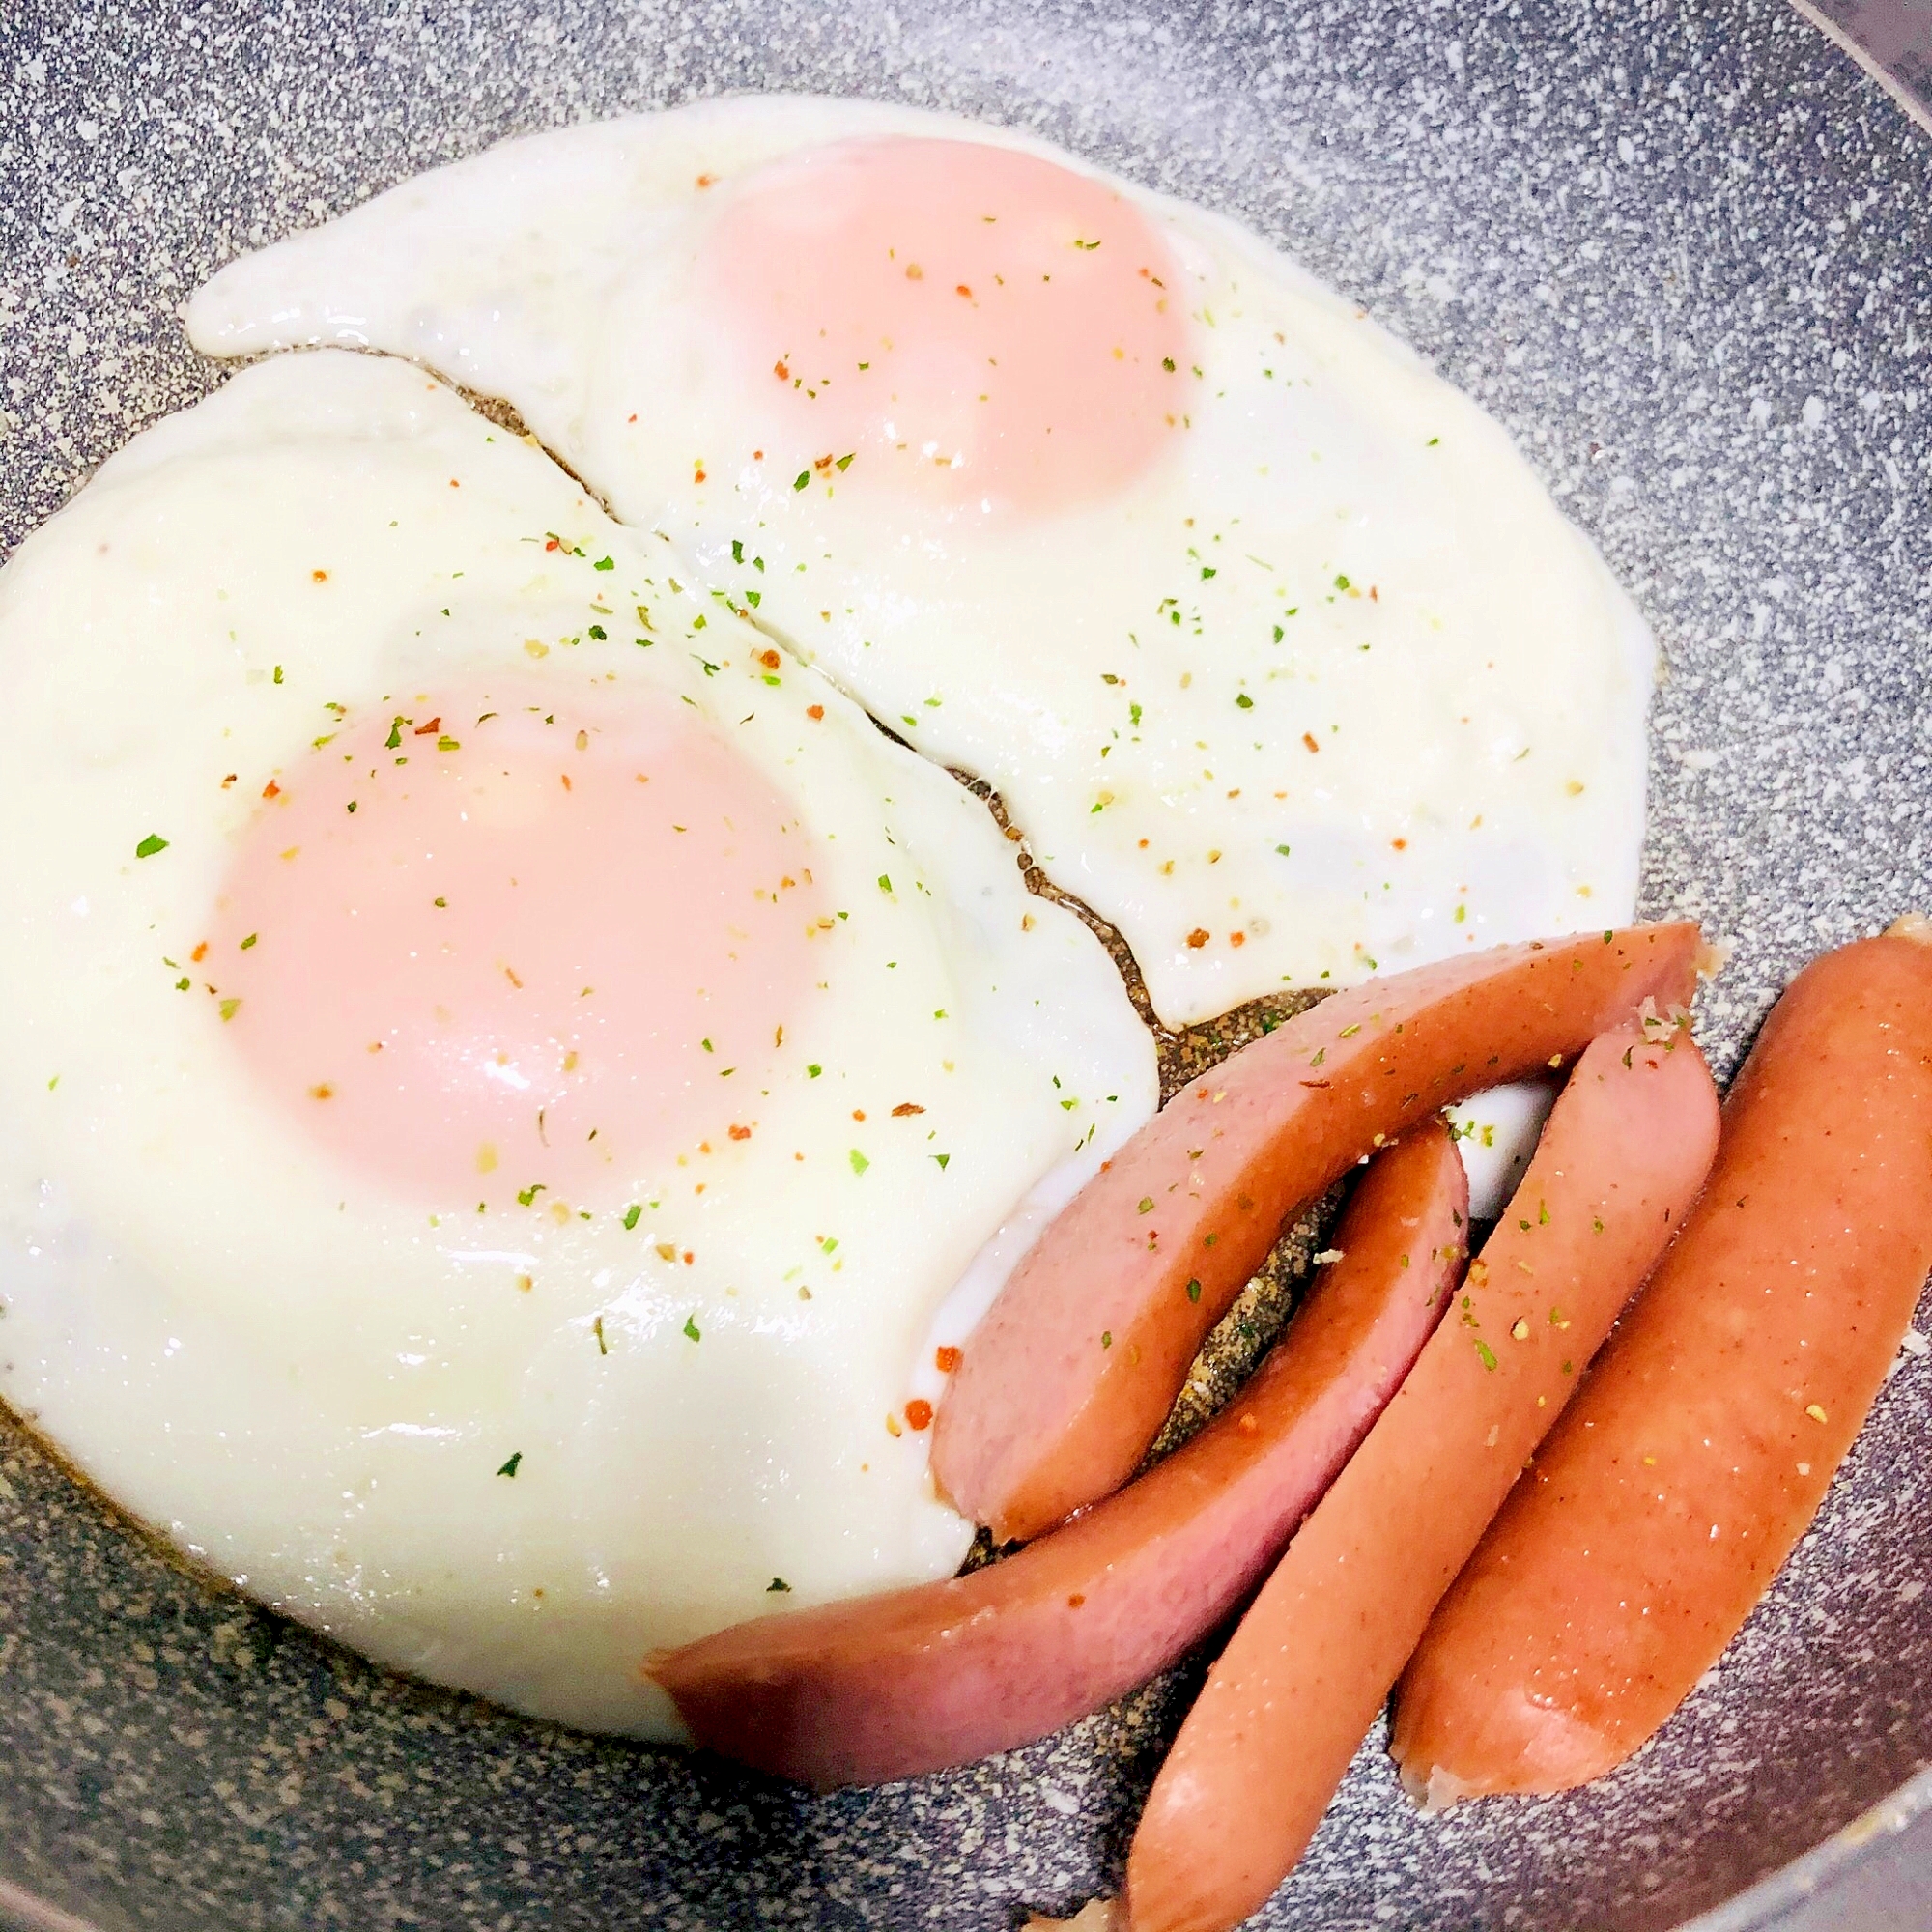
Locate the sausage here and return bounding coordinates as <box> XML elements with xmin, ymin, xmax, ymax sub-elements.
<box><xmin>648</xmin><ymin>1124</ymin><xmax>1467</xmax><ymax>1788</ymax></box>
<box><xmin>933</xmin><ymin>922</ymin><xmax>1704</xmax><ymax>1543</ymax></box>
<box><xmin>1390</xmin><ymin>925</ymin><xmax>1932</xmax><ymax>1803</ymax></box>
<box><xmin>1121</xmin><ymin>1015</ymin><xmax>1721</xmax><ymax>1932</ymax></box>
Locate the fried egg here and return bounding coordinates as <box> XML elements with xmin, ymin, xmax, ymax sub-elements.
<box><xmin>188</xmin><ymin>94</ymin><xmax>1654</xmax><ymax>1031</ymax></box>
<box><xmin>0</xmin><ymin>350</ymin><xmax>1155</xmax><ymax>1735</ymax></box>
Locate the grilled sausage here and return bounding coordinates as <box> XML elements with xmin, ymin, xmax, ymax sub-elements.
<box><xmin>934</xmin><ymin>923</ymin><xmax>1704</xmax><ymax>1544</ymax></box>
<box><xmin>650</xmin><ymin>1124</ymin><xmax>1467</xmax><ymax>1788</ymax></box>
<box><xmin>1391</xmin><ymin>925</ymin><xmax>1932</xmax><ymax>1802</ymax></box>
<box><xmin>1121</xmin><ymin>1015</ymin><xmax>1720</xmax><ymax>1932</ymax></box>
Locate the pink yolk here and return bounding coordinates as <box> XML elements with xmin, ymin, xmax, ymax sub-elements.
<box><xmin>701</xmin><ymin>136</ymin><xmax>1192</xmax><ymax>517</ymax></box>
<box><xmin>209</xmin><ymin>689</ymin><xmax>825</xmax><ymax>1207</ymax></box>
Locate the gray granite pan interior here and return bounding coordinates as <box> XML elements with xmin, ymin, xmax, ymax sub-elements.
<box><xmin>2</xmin><ymin>1</ymin><xmax>1930</xmax><ymax>1927</ymax></box>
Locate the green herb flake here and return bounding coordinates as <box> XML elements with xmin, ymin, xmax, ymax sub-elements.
<box><xmin>1235</xmin><ymin>693</ymin><xmax>1254</xmax><ymax>709</ymax></box>
<box><xmin>240</xmin><ymin>932</ymin><xmax>258</xmax><ymax>951</ymax></box>
<box><xmin>1138</xmin><ymin>1196</ymin><xmax>1155</xmax><ymax>1213</ymax></box>
<box><xmin>622</xmin><ymin>1204</ymin><xmax>642</xmax><ymax>1231</ymax></box>
<box><xmin>849</xmin><ymin>1149</ymin><xmax>870</xmax><ymax>1175</ymax></box>
<box><xmin>683</xmin><ymin>1314</ymin><xmax>702</xmax><ymax>1343</ymax></box>
<box><xmin>134</xmin><ymin>833</ymin><xmax>170</xmax><ymax>860</ymax></box>
<box><xmin>766</xmin><ymin>1577</ymin><xmax>792</xmax><ymax>1593</ymax></box>
<box><xmin>218</xmin><ymin>997</ymin><xmax>242</xmax><ymax>1022</ymax></box>
<box><xmin>807</xmin><ymin>1063</ymin><xmax>822</xmax><ymax>1079</ymax></box>
<box><xmin>1101</xmin><ymin>1330</ymin><xmax>1113</xmax><ymax>1349</ymax></box>
<box><xmin>793</xmin><ymin>470</ymin><xmax>810</xmax><ymax>492</ymax></box>
<box><xmin>931</xmin><ymin>1152</ymin><xmax>950</xmax><ymax>1170</ymax></box>
<box><xmin>593</xmin><ymin>1315</ymin><xmax>609</xmax><ymax>1356</ymax></box>
<box><xmin>1475</xmin><ymin>1340</ymin><xmax>1498</xmax><ymax>1371</ymax></box>
<box><xmin>1186</xmin><ymin>1278</ymin><xmax>1203</xmax><ymax>1303</ymax></box>
<box><xmin>593</xmin><ymin>555</ymin><xmax>615</xmax><ymax>572</ymax></box>
<box><xmin>497</xmin><ymin>1452</ymin><xmax>524</xmax><ymax>1479</ymax></box>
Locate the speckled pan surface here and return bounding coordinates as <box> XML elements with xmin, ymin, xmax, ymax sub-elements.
<box><xmin>1</xmin><ymin>1</ymin><xmax>1929</xmax><ymax>1928</ymax></box>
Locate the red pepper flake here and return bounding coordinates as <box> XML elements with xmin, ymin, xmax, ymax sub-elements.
<box><xmin>758</xmin><ymin>648</ymin><xmax>781</xmax><ymax>670</ymax></box>
<box><xmin>1302</xmin><ymin>732</ymin><xmax>1321</xmax><ymax>753</ymax></box>
<box><xmin>807</xmin><ymin>704</ymin><xmax>824</xmax><ymax>721</ymax></box>
<box><xmin>220</xmin><ymin>773</ymin><xmax>238</xmax><ymax>790</ymax></box>
<box><xmin>261</xmin><ymin>778</ymin><xmax>282</xmax><ymax>800</ymax></box>
<box><xmin>545</xmin><ymin>537</ymin><xmax>560</xmax><ymax>552</ymax></box>
<box><xmin>1391</xmin><ymin>837</ymin><xmax>1408</xmax><ymax>850</ymax></box>
<box><xmin>682</xmin><ymin>1249</ymin><xmax>695</xmax><ymax>1265</ymax></box>
<box><xmin>413</xmin><ymin>717</ymin><xmax>441</xmax><ymax>736</ymax></box>
<box><xmin>696</xmin><ymin>172</ymin><xmax>717</xmax><ymax>188</ymax></box>
<box><xmin>774</xmin><ymin>359</ymin><xmax>790</xmax><ymax>381</ymax></box>
<box><xmin>1229</xmin><ymin>932</ymin><xmax>1246</xmax><ymax>949</ymax></box>
<box><xmin>727</xmin><ymin>1123</ymin><xmax>753</xmax><ymax>1141</ymax></box>
<box><xmin>309</xmin><ymin>1082</ymin><xmax>334</xmax><ymax>1100</ymax></box>
<box><xmin>904</xmin><ymin>263</ymin><xmax>923</xmax><ymax>281</ymax></box>
<box><xmin>694</xmin><ymin>464</ymin><xmax>707</xmax><ymax>484</ymax></box>
<box><xmin>1237</xmin><ymin>1413</ymin><xmax>1259</xmax><ymax>1436</ymax></box>
<box><xmin>934</xmin><ymin>1344</ymin><xmax>962</xmax><ymax>1375</ymax></box>
<box><xmin>852</xmin><ymin>1109</ymin><xmax>867</xmax><ymax>1122</ymax></box>
<box><xmin>904</xmin><ymin>1398</ymin><xmax>934</xmax><ymax>1432</ymax></box>
<box><xmin>1067</xmin><ymin>1592</ymin><xmax>1087</xmax><ymax>1608</ymax></box>
<box><xmin>190</xmin><ymin>940</ymin><xmax>208</xmax><ymax>963</ymax></box>
<box><xmin>311</xmin><ymin>569</ymin><xmax>328</xmax><ymax>582</ymax></box>
<box><xmin>1185</xmin><ymin>927</ymin><xmax>1210</xmax><ymax>949</ymax></box>
<box><xmin>813</xmin><ymin>453</ymin><xmax>834</xmax><ymax>472</ymax></box>
<box><xmin>448</xmin><ymin>478</ymin><xmax>461</xmax><ymax>489</ymax></box>
<box><xmin>954</xmin><ymin>283</ymin><xmax>972</xmax><ymax>298</ymax></box>
<box><xmin>891</xmin><ymin>1101</ymin><xmax>924</xmax><ymax>1117</ymax></box>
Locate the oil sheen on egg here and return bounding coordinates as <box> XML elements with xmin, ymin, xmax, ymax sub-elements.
<box><xmin>188</xmin><ymin>95</ymin><xmax>1656</xmax><ymax>1031</ymax></box>
<box><xmin>0</xmin><ymin>351</ymin><xmax>1156</xmax><ymax>1737</ymax></box>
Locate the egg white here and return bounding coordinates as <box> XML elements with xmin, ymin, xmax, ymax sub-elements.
<box><xmin>0</xmin><ymin>351</ymin><xmax>1156</xmax><ymax>1735</ymax></box>
<box><xmin>188</xmin><ymin>94</ymin><xmax>1655</xmax><ymax>1030</ymax></box>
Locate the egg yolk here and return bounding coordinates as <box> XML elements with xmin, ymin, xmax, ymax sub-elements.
<box><xmin>701</xmin><ymin>135</ymin><xmax>1191</xmax><ymax>516</ymax></box>
<box><xmin>210</xmin><ymin>689</ymin><xmax>824</xmax><ymax>1206</ymax></box>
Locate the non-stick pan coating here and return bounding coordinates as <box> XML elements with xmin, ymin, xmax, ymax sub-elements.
<box><xmin>1</xmin><ymin>2</ymin><xmax>1929</xmax><ymax>1927</ymax></box>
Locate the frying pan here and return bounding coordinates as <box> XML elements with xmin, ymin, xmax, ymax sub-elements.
<box><xmin>2</xmin><ymin>2</ymin><xmax>1929</xmax><ymax>1927</ymax></box>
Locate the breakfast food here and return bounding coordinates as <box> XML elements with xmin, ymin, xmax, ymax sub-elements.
<box><xmin>13</xmin><ymin>82</ymin><xmax>1917</xmax><ymax>1932</ymax></box>
<box><xmin>0</xmin><ymin>349</ymin><xmax>1156</xmax><ymax>1735</ymax></box>
<box><xmin>934</xmin><ymin>923</ymin><xmax>1705</xmax><ymax>1542</ymax></box>
<box><xmin>1392</xmin><ymin>923</ymin><xmax>1932</xmax><ymax>1801</ymax></box>
<box><xmin>649</xmin><ymin>1121</ymin><xmax>1467</xmax><ymax>1787</ymax></box>
<box><xmin>185</xmin><ymin>95</ymin><xmax>1654</xmax><ymax>1032</ymax></box>
<box><xmin>1121</xmin><ymin>1015</ymin><xmax>1721</xmax><ymax>1932</ymax></box>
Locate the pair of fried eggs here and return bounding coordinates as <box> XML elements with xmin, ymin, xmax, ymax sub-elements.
<box><xmin>0</xmin><ymin>96</ymin><xmax>1649</xmax><ymax>1735</ymax></box>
